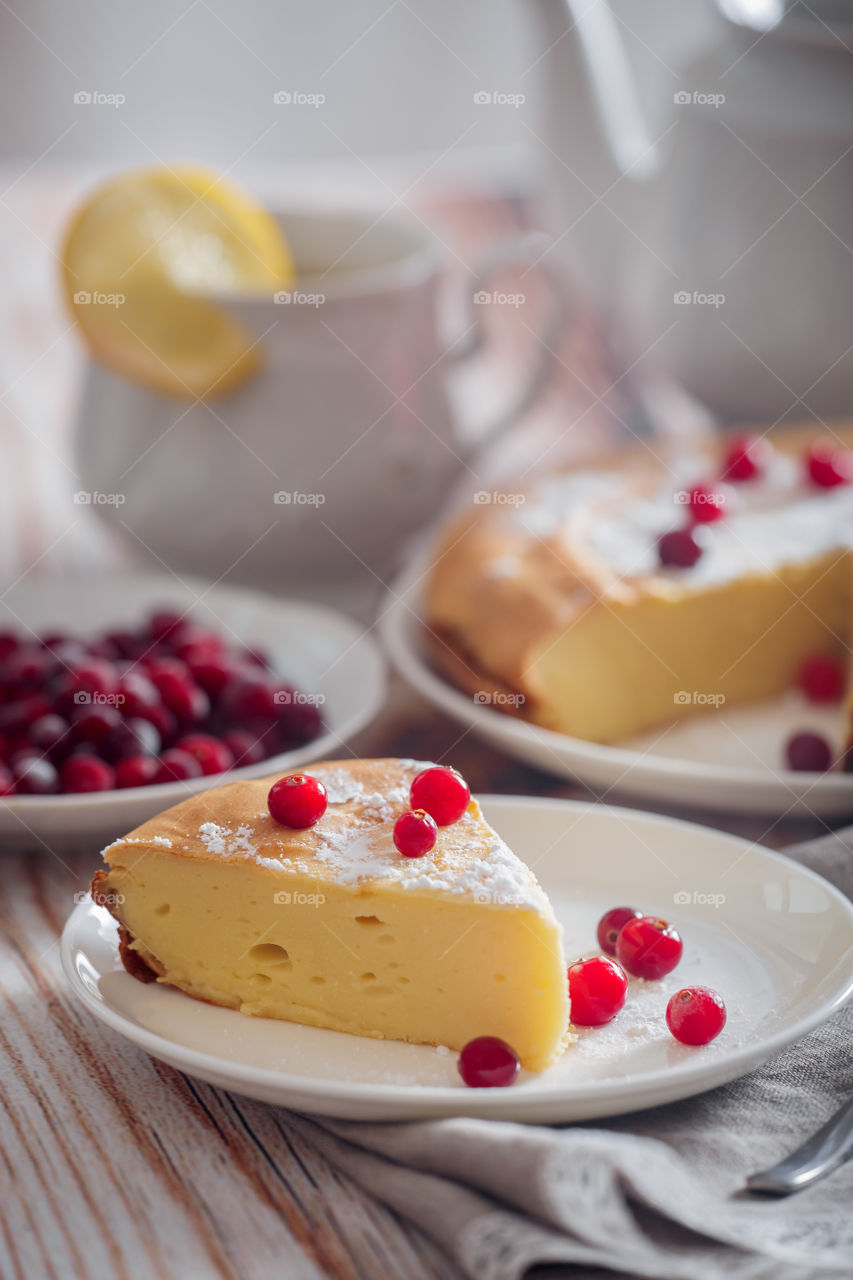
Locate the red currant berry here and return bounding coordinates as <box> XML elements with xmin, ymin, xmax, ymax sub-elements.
<box><xmin>0</xmin><ymin>633</ymin><xmax>19</xmax><ymax>662</ymax></box>
<box><xmin>657</xmin><ymin>527</ymin><xmax>704</xmax><ymax>569</ymax></box>
<box><xmin>103</xmin><ymin>718</ymin><xmax>161</xmax><ymax>762</ymax></box>
<box><xmin>135</xmin><ymin>702</ymin><xmax>178</xmax><ymax>745</ymax></box>
<box><xmin>40</xmin><ymin>631</ymin><xmax>73</xmax><ymax>651</ymax></box>
<box><xmin>187</xmin><ymin>656</ymin><xmax>233</xmax><ymax>699</ymax></box>
<box><xmin>222</xmin><ymin>728</ymin><xmax>267</xmax><ymax>766</ymax></box>
<box><xmin>118</xmin><ymin>672</ymin><xmax>160</xmax><ymax>717</ymax></box>
<box><xmin>795</xmin><ymin>653</ymin><xmax>846</xmax><ymax>705</ymax></box>
<box><xmin>0</xmin><ymin>695</ymin><xmax>52</xmax><ymax>736</ymax></box>
<box><xmin>115</xmin><ymin>755</ymin><xmax>159</xmax><ymax>789</ymax></box>
<box><xmin>276</xmin><ymin>691</ymin><xmax>323</xmax><ymax>744</ymax></box>
<box><xmin>457</xmin><ymin>1036</ymin><xmax>520</xmax><ymax>1088</ymax></box>
<box><xmin>722</xmin><ymin>434</ymin><xmax>769</xmax><ymax>482</ymax></box>
<box><xmin>5</xmin><ymin>741</ymin><xmax>30</xmax><ymax>765</ymax></box>
<box><xmin>103</xmin><ymin>630</ymin><xmax>138</xmax><ymax>659</ymax></box>
<box><xmin>284</xmin><ymin>714</ymin><xmax>324</xmax><ymax>750</ymax></box>
<box><xmin>785</xmin><ymin>731</ymin><xmax>833</xmax><ymax>773</ymax></box>
<box><xmin>154</xmin><ymin>748</ymin><xmax>203</xmax><ymax>784</ymax></box>
<box><xmin>50</xmin><ymin>640</ymin><xmax>87</xmax><ymax>669</ymax></box>
<box><xmin>616</xmin><ymin>916</ymin><xmax>683</xmax><ymax>980</ymax></box>
<box><xmin>146</xmin><ymin>656</ymin><xmax>188</xmax><ymax>684</ymax></box>
<box><xmin>246</xmin><ymin>723</ymin><xmax>281</xmax><ymax>758</ymax></box>
<box><xmin>12</xmin><ymin>756</ymin><xmax>59</xmax><ymax>795</ymax></box>
<box><xmin>72</xmin><ymin>705</ymin><xmax>122</xmax><ymax>745</ymax></box>
<box><xmin>805</xmin><ymin>442</ymin><xmax>851</xmax><ymax>489</ymax></box>
<box><xmin>393</xmin><ymin>809</ymin><xmax>438</xmax><ymax>858</ymax></box>
<box><xmin>176</xmin><ymin>733</ymin><xmax>234</xmax><ymax>776</ymax></box>
<box><xmin>28</xmin><ymin>714</ymin><xmax>71</xmax><ymax>758</ymax></box>
<box><xmin>61</xmin><ymin>756</ymin><xmax>115</xmax><ymax>793</ymax></box>
<box><xmin>152</xmin><ymin>668</ymin><xmax>209</xmax><ymax>723</ymax></box>
<box><xmin>2</xmin><ymin>646</ymin><xmax>53</xmax><ymax>691</ymax></box>
<box><xmin>222</xmin><ymin>673</ymin><xmax>278</xmax><ymax>723</ymax></box>
<box><xmin>666</xmin><ymin>986</ymin><xmax>726</xmax><ymax>1045</ymax></box>
<box><xmin>87</xmin><ymin>639</ymin><xmax>120</xmax><ymax>661</ymax></box>
<box><xmin>147</xmin><ymin>610</ymin><xmax>188</xmax><ymax>643</ymax></box>
<box><xmin>568</xmin><ymin>956</ymin><xmax>628</xmax><ymax>1026</ymax></box>
<box><xmin>596</xmin><ymin>905</ymin><xmax>643</xmax><ymax>956</ymax></box>
<box><xmin>172</xmin><ymin>630</ymin><xmax>225</xmax><ymax>663</ymax></box>
<box><xmin>67</xmin><ymin>658</ymin><xmax>119</xmax><ymax>699</ymax></box>
<box><xmin>267</xmin><ymin>773</ymin><xmax>327</xmax><ymax>828</ymax></box>
<box><xmin>685</xmin><ymin>483</ymin><xmax>726</xmax><ymax>524</ymax></box>
<box><xmin>409</xmin><ymin>766</ymin><xmax>470</xmax><ymax>826</ymax></box>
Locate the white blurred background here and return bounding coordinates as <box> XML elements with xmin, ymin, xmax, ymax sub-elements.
<box><xmin>0</xmin><ymin>0</ymin><xmax>536</xmax><ymax>176</ymax></box>
<box><xmin>3</xmin><ymin>0</ymin><xmax>851</xmax><ymax>582</ymax></box>
<box><xmin>0</xmin><ymin>0</ymin><xmax>707</xmax><ymax>182</ymax></box>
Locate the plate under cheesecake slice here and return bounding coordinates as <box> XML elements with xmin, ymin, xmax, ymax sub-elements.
<box><xmin>92</xmin><ymin>758</ymin><xmax>570</xmax><ymax>1072</ymax></box>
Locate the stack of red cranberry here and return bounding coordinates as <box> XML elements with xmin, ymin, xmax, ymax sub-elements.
<box><xmin>460</xmin><ymin>904</ymin><xmax>727</xmax><ymax>1088</ymax></box>
<box><xmin>265</xmin><ymin>765</ymin><xmax>472</xmax><ymax>849</ymax></box>
<box><xmin>0</xmin><ymin>610</ymin><xmax>323</xmax><ymax>796</ymax></box>
<box><xmin>657</xmin><ymin>433</ymin><xmax>851</xmax><ymax>569</ymax></box>
<box><xmin>786</xmin><ymin>653</ymin><xmax>847</xmax><ymax>774</ymax></box>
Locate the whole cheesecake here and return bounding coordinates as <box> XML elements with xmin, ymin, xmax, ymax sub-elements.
<box><xmin>426</xmin><ymin>424</ymin><xmax>853</xmax><ymax>749</ymax></box>
<box><xmin>92</xmin><ymin>758</ymin><xmax>570</xmax><ymax>1072</ymax></box>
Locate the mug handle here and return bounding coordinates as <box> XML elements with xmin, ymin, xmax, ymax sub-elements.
<box><xmin>450</xmin><ymin>231</ymin><xmax>571</xmax><ymax>462</ymax></box>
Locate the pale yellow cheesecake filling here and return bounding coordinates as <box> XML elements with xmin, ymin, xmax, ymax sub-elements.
<box><xmin>528</xmin><ymin>550</ymin><xmax>850</xmax><ymax>742</ymax></box>
<box><xmin>96</xmin><ymin>761</ymin><xmax>571</xmax><ymax>1073</ymax></box>
<box><xmin>105</xmin><ymin>849</ymin><xmax>568</xmax><ymax>1071</ymax></box>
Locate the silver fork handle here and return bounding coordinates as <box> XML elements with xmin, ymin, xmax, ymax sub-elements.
<box><xmin>746</xmin><ymin>1097</ymin><xmax>853</xmax><ymax>1195</ymax></box>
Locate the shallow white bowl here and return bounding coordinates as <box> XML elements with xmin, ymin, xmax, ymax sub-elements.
<box><xmin>0</xmin><ymin>572</ymin><xmax>384</xmax><ymax>848</ymax></box>
<box><xmin>380</xmin><ymin>555</ymin><xmax>853</xmax><ymax>818</ymax></box>
<box><xmin>61</xmin><ymin>796</ymin><xmax>853</xmax><ymax>1122</ymax></box>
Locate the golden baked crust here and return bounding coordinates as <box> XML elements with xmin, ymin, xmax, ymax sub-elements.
<box><xmin>91</xmin><ymin>868</ymin><xmax>159</xmax><ymax>981</ymax></box>
<box><xmin>96</xmin><ymin>757</ymin><xmax>507</xmax><ymax>881</ymax></box>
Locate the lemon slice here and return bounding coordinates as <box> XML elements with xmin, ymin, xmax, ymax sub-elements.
<box><xmin>60</xmin><ymin>166</ymin><xmax>294</xmax><ymax>400</ymax></box>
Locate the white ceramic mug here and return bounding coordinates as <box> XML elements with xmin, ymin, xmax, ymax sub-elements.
<box><xmin>74</xmin><ymin>210</ymin><xmax>565</xmax><ymax>589</ymax></box>
<box><xmin>528</xmin><ymin>0</ymin><xmax>853</xmax><ymax>423</ymax></box>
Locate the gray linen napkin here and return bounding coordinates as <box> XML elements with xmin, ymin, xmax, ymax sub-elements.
<box><xmin>291</xmin><ymin>826</ymin><xmax>853</xmax><ymax>1280</ymax></box>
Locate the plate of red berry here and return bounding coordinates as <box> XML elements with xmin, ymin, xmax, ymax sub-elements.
<box><xmin>0</xmin><ymin>572</ymin><xmax>384</xmax><ymax>847</ymax></box>
<box><xmin>60</xmin><ymin>796</ymin><xmax>853</xmax><ymax>1120</ymax></box>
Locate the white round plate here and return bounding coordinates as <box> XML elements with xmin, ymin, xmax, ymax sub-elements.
<box><xmin>0</xmin><ymin>572</ymin><xmax>384</xmax><ymax>848</ymax></box>
<box><xmin>61</xmin><ymin>796</ymin><xmax>853</xmax><ymax>1123</ymax></box>
<box><xmin>381</xmin><ymin>556</ymin><xmax>853</xmax><ymax>818</ymax></box>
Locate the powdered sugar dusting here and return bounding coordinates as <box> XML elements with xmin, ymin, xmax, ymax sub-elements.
<box><xmin>146</xmin><ymin>759</ymin><xmax>553</xmax><ymax>917</ymax></box>
<box><xmin>101</xmin><ymin>833</ymin><xmax>171</xmax><ymax>855</ymax></box>
<box><xmin>199</xmin><ymin>821</ymin><xmax>257</xmax><ymax>859</ymax></box>
<box><xmin>360</xmin><ymin>791</ymin><xmax>397</xmax><ymax>823</ymax></box>
<box><xmin>515</xmin><ymin>442</ymin><xmax>853</xmax><ymax>588</ymax></box>
<box><xmin>308</xmin><ymin>792</ymin><xmax>550</xmax><ymax>914</ymax></box>
<box><xmin>320</xmin><ymin>770</ymin><xmax>364</xmax><ymax>805</ymax></box>
<box><xmin>570</xmin><ymin>975</ymin><xmax>674</xmax><ymax>1059</ymax></box>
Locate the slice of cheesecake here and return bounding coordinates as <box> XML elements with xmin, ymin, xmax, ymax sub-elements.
<box><xmin>427</xmin><ymin>423</ymin><xmax>853</xmax><ymax>749</ymax></box>
<box><xmin>91</xmin><ymin>759</ymin><xmax>570</xmax><ymax>1072</ymax></box>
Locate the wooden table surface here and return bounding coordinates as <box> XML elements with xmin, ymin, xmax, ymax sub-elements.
<box><xmin>0</xmin><ymin>170</ymin><xmax>842</xmax><ymax>1280</ymax></box>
